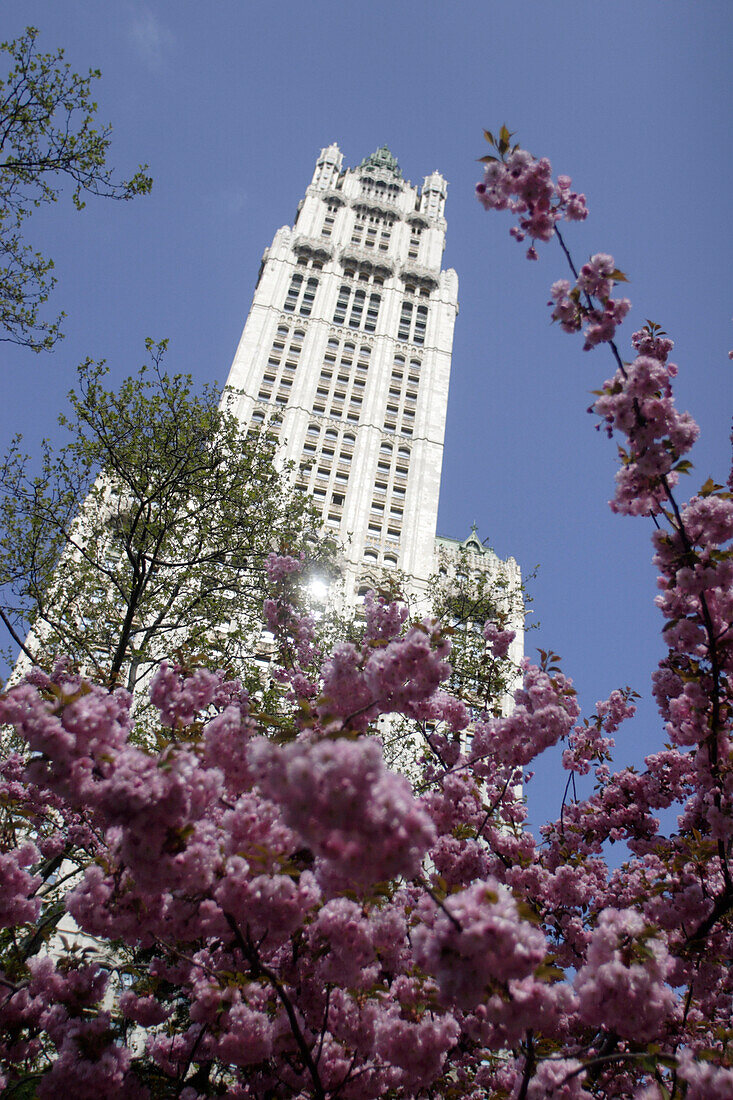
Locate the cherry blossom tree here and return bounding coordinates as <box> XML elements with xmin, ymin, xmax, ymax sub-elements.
<box><xmin>0</xmin><ymin>130</ymin><xmax>731</xmax><ymax>1098</ymax></box>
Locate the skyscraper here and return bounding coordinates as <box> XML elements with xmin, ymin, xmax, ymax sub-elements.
<box><xmin>223</xmin><ymin>143</ymin><xmax>521</xmax><ymax>632</ymax></box>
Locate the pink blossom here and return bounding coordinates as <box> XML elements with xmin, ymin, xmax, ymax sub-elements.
<box><xmin>413</xmin><ymin>879</ymin><xmax>547</xmax><ymax>1008</ymax></box>
<box><xmin>574</xmin><ymin>908</ymin><xmax>675</xmax><ymax>1041</ymax></box>
<box><xmin>251</xmin><ymin>736</ymin><xmax>435</xmax><ymax>883</ymax></box>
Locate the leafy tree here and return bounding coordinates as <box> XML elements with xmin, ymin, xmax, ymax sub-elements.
<box><xmin>0</xmin><ymin>341</ymin><xmax>324</xmax><ymax>700</ymax></box>
<box><xmin>429</xmin><ymin>539</ymin><xmax>525</xmax><ymax>714</ymax></box>
<box><xmin>0</xmin><ymin>26</ymin><xmax>152</xmax><ymax>351</ymax></box>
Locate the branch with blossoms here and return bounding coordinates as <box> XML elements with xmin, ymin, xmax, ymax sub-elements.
<box><xmin>477</xmin><ymin>126</ymin><xmax>733</xmax><ymax>1088</ymax></box>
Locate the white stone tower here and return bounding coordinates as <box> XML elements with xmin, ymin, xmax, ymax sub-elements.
<box><xmin>223</xmin><ymin>143</ymin><xmax>521</xmax><ymax>639</ymax></box>
<box><xmin>223</xmin><ymin>143</ymin><xmax>459</xmax><ymax>596</ymax></box>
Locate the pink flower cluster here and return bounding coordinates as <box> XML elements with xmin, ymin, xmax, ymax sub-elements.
<box><xmin>593</xmin><ymin>353</ymin><xmax>699</xmax><ymax>515</ymax></box>
<box><xmin>476</xmin><ymin>148</ymin><xmax>587</xmax><ymax>259</ymax></box>
<box><xmin>549</xmin><ymin>253</ymin><xmax>631</xmax><ymax>350</ymax></box>
<box><xmin>575</xmin><ymin>908</ymin><xmax>675</xmax><ymax>1042</ymax></box>
<box><xmin>317</xmin><ymin>620</ymin><xmax>451</xmax><ymax>732</ymax></box>
<box><xmin>252</xmin><ymin>736</ymin><xmax>435</xmax><ymax>883</ymax></box>
<box><xmin>471</xmin><ymin>663</ymin><xmax>581</xmax><ymax>768</ymax></box>
<box><xmin>483</xmin><ymin>619</ymin><xmax>516</xmax><ymax>659</ymax></box>
<box><xmin>414</xmin><ymin>880</ymin><xmax>547</xmax><ymax>1008</ymax></box>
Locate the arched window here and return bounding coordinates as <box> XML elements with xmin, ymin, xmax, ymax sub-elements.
<box><xmin>307</xmin><ymin>423</ymin><xmax>320</xmax><ymax>436</ymax></box>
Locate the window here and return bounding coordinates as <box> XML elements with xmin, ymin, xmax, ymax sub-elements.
<box><xmin>283</xmin><ymin>273</ymin><xmax>303</xmax><ymax>312</ymax></box>
<box><xmin>322</xmin><ymin>204</ymin><xmax>338</xmax><ymax>237</ymax></box>
<box><xmin>364</xmin><ymin>294</ymin><xmax>380</xmax><ymax>333</ymax></box>
<box><xmin>414</xmin><ymin>305</ymin><xmax>428</xmax><ymax>345</ymax></box>
<box><xmin>333</xmin><ymin>285</ymin><xmax>351</xmax><ymax>325</ymax></box>
<box><xmin>349</xmin><ymin>289</ymin><xmax>366</xmax><ymax>329</ymax></box>
<box><xmin>408</xmin><ymin>224</ymin><xmax>422</xmax><ymax>260</ymax></box>
<box><xmin>300</xmin><ymin>277</ymin><xmax>318</xmax><ymax>317</ymax></box>
<box><xmin>398</xmin><ymin>301</ymin><xmax>412</xmax><ymax>341</ymax></box>
<box><xmin>397</xmin><ymin>299</ymin><xmax>428</xmax><ymax>344</ymax></box>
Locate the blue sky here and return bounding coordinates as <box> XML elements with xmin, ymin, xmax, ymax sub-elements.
<box><xmin>2</xmin><ymin>1</ymin><xmax>731</xmax><ymax>827</ymax></box>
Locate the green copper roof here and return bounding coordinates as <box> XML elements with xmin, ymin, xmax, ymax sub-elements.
<box><xmin>359</xmin><ymin>145</ymin><xmax>402</xmax><ymax>179</ymax></box>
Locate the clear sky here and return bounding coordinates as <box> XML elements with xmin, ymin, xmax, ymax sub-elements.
<box><xmin>2</xmin><ymin>1</ymin><xmax>731</xmax><ymax>828</ymax></box>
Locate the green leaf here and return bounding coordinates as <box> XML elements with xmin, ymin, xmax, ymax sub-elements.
<box><xmin>700</xmin><ymin>477</ymin><xmax>723</xmax><ymax>497</ymax></box>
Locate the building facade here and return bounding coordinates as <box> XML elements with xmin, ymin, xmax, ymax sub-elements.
<box><xmin>223</xmin><ymin>144</ymin><xmax>521</xmax><ymax>643</ymax></box>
